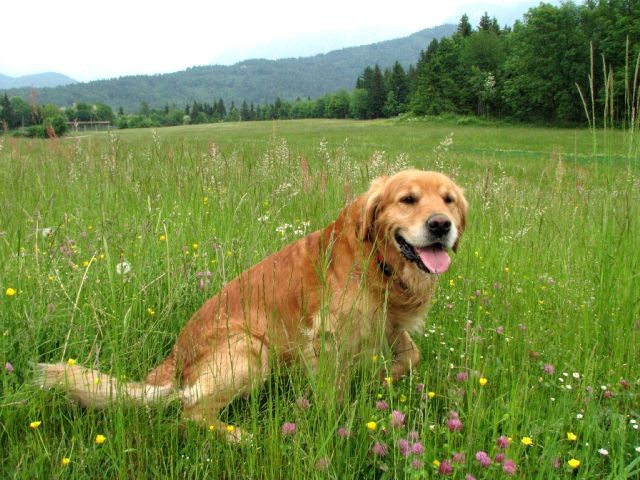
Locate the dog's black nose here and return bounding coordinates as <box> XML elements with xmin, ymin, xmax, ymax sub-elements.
<box><xmin>427</xmin><ymin>214</ymin><xmax>451</xmax><ymax>237</ymax></box>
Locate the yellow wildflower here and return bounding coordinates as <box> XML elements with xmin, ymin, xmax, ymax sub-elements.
<box><xmin>6</xmin><ymin>287</ymin><xmax>16</xmax><ymax>297</ymax></box>
<box><xmin>567</xmin><ymin>432</ymin><xmax>577</xmax><ymax>442</ymax></box>
<box><xmin>147</xmin><ymin>307</ymin><xmax>156</xmax><ymax>316</ymax></box>
<box><xmin>192</xmin><ymin>243</ymin><xmax>199</xmax><ymax>251</ymax></box>
<box><xmin>372</xmin><ymin>355</ymin><xmax>379</xmax><ymax>363</ymax></box>
<box><xmin>521</xmin><ymin>436</ymin><xmax>534</xmax><ymax>446</ymax></box>
<box><xmin>428</xmin><ymin>391</ymin><xmax>436</xmax><ymax>399</ymax></box>
<box><xmin>61</xmin><ymin>457</ymin><xmax>71</xmax><ymax>466</ymax></box>
<box><xmin>29</xmin><ymin>421</ymin><xmax>42</xmax><ymax>429</ymax></box>
<box><xmin>95</xmin><ymin>434</ymin><xmax>106</xmax><ymax>445</ymax></box>
<box><xmin>67</xmin><ymin>358</ymin><xmax>77</xmax><ymax>366</ymax></box>
<box><xmin>208</xmin><ymin>425</ymin><xmax>215</xmax><ymax>432</ymax></box>
<box><xmin>225</xmin><ymin>425</ymin><xmax>234</xmax><ymax>433</ymax></box>
<box><xmin>479</xmin><ymin>377</ymin><xmax>488</xmax><ymax>386</ymax></box>
<box><xmin>432</xmin><ymin>460</ymin><xmax>441</xmax><ymax>468</ymax></box>
<box><xmin>568</xmin><ymin>458</ymin><xmax>580</xmax><ymax>469</ymax></box>
<box><xmin>366</xmin><ymin>421</ymin><xmax>377</xmax><ymax>432</ymax></box>
<box><xmin>159</xmin><ymin>234</ymin><xmax>166</xmax><ymax>242</ymax></box>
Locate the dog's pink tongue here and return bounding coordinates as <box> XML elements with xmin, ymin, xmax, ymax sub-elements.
<box><xmin>417</xmin><ymin>247</ymin><xmax>451</xmax><ymax>274</ymax></box>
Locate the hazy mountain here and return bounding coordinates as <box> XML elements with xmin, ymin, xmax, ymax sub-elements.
<box><xmin>0</xmin><ymin>72</ymin><xmax>77</xmax><ymax>89</ymax></box>
<box><xmin>0</xmin><ymin>24</ymin><xmax>456</xmax><ymax>112</ymax></box>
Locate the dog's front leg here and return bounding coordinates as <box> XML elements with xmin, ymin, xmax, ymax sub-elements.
<box><xmin>386</xmin><ymin>329</ymin><xmax>420</xmax><ymax>381</ymax></box>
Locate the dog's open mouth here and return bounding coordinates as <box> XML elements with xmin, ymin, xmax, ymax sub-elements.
<box><xmin>395</xmin><ymin>233</ymin><xmax>451</xmax><ymax>274</ymax></box>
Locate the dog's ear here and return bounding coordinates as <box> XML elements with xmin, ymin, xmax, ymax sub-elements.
<box><xmin>358</xmin><ymin>176</ymin><xmax>388</xmax><ymax>241</ymax></box>
<box><xmin>452</xmin><ymin>185</ymin><xmax>468</xmax><ymax>253</ymax></box>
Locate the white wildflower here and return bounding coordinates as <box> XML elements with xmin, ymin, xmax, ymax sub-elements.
<box><xmin>115</xmin><ymin>261</ymin><xmax>131</xmax><ymax>275</ymax></box>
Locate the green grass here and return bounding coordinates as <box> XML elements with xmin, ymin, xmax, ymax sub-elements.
<box><xmin>1</xmin><ymin>119</ymin><xmax>639</xmax><ymax>479</ymax></box>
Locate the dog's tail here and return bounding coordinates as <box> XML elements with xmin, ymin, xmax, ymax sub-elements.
<box><xmin>34</xmin><ymin>361</ymin><xmax>177</xmax><ymax>408</ymax></box>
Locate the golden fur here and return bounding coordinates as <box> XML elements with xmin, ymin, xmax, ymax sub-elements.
<box><xmin>36</xmin><ymin>169</ymin><xmax>467</xmax><ymax>441</ymax></box>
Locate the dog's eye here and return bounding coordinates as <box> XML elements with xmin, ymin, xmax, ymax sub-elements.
<box><xmin>443</xmin><ymin>194</ymin><xmax>454</xmax><ymax>204</ymax></box>
<box><xmin>399</xmin><ymin>195</ymin><xmax>417</xmax><ymax>205</ymax></box>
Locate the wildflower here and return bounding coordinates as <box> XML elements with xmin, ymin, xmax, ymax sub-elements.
<box><xmin>397</xmin><ymin>438</ymin><xmax>411</xmax><ymax>457</ymax></box>
<box><xmin>496</xmin><ymin>326</ymin><xmax>505</xmax><ymax>335</ymax></box>
<box><xmin>366</xmin><ymin>421</ymin><xmax>377</xmax><ymax>432</ymax></box>
<box><xmin>390</xmin><ymin>410</ymin><xmax>405</xmax><ymax>429</ymax></box>
<box><xmin>337</xmin><ymin>427</ymin><xmax>352</xmax><ymax>438</ymax></box>
<box><xmin>598</xmin><ymin>448</ymin><xmax>609</xmax><ymax>456</ymax></box>
<box><xmin>5</xmin><ymin>287</ymin><xmax>16</xmax><ymax>297</ymax></box>
<box><xmin>115</xmin><ymin>261</ymin><xmax>131</xmax><ymax>275</ymax></box>
<box><xmin>5</xmin><ymin>361</ymin><xmax>13</xmax><ymax>373</ymax></box>
<box><xmin>192</xmin><ymin>243</ymin><xmax>199</xmax><ymax>251</ymax></box>
<box><xmin>82</xmin><ymin>260</ymin><xmax>90</xmax><ymax>268</ymax></box>
<box><xmin>29</xmin><ymin>421</ymin><xmax>42</xmax><ymax>429</ymax></box>
<box><xmin>407</xmin><ymin>430</ymin><xmax>420</xmax><ymax>442</ymax></box>
<box><xmin>371</xmin><ymin>441</ymin><xmax>388</xmax><ymax>457</ymax></box>
<box><xmin>479</xmin><ymin>377</ymin><xmax>488</xmax><ymax>386</ymax></box>
<box><xmin>295</xmin><ymin>397</ymin><xmax>310</xmax><ymax>410</ymax></box>
<box><xmin>497</xmin><ymin>435</ymin><xmax>510</xmax><ymax>449</ymax></box>
<box><xmin>208</xmin><ymin>425</ymin><xmax>215</xmax><ymax>432</ymax></box>
<box><xmin>226</xmin><ymin>425</ymin><xmax>235</xmax><ymax>433</ymax></box>
<box><xmin>502</xmin><ymin>459</ymin><xmax>517</xmax><ymax>475</ymax></box>
<box><xmin>572</xmin><ymin>372</ymin><xmax>580</xmax><ymax>379</ymax></box>
<box><xmin>416</xmin><ymin>383</ymin><xmax>425</xmax><ymax>392</ymax></box>
<box><xmin>159</xmin><ymin>234</ymin><xmax>166</xmax><ymax>242</ymax></box>
<box><xmin>411</xmin><ymin>459</ymin><xmax>423</xmax><ymax>469</ymax></box>
<box><xmin>543</xmin><ymin>364</ymin><xmax>555</xmax><ymax>375</ymax></box>
<box><xmin>375</xmin><ymin>400</ymin><xmax>389</xmax><ymax>411</ymax></box>
<box><xmin>372</xmin><ymin>354</ymin><xmax>379</xmax><ymax>362</ymax></box>
<box><xmin>475</xmin><ymin>451</ymin><xmax>491</xmax><ymax>468</ymax></box>
<box><xmin>452</xmin><ymin>452</ymin><xmax>466</xmax><ymax>464</ymax></box>
<box><xmin>432</xmin><ymin>460</ymin><xmax>441</xmax><ymax>468</ymax></box>
<box><xmin>521</xmin><ymin>436</ymin><xmax>534</xmax><ymax>446</ymax></box>
<box><xmin>447</xmin><ymin>412</ymin><xmax>463</xmax><ymax>432</ymax></box>
<box><xmin>438</xmin><ymin>460</ymin><xmax>453</xmax><ymax>475</ymax></box>
<box><xmin>399</xmin><ymin>394</ymin><xmax>407</xmax><ymax>403</ymax></box>
<box><xmin>281</xmin><ymin>422</ymin><xmax>296</xmax><ymax>436</ymax></box>
<box><xmin>411</xmin><ymin>442</ymin><xmax>425</xmax><ymax>455</ymax></box>
<box><xmin>384</xmin><ymin>376</ymin><xmax>393</xmax><ymax>386</ymax></box>
<box><xmin>61</xmin><ymin>457</ymin><xmax>71</xmax><ymax>466</ymax></box>
<box><xmin>465</xmin><ymin>475</ymin><xmax>477</xmax><ymax>480</ymax></box>
<box><xmin>147</xmin><ymin>307</ymin><xmax>155</xmax><ymax>316</ymax></box>
<box><xmin>67</xmin><ymin>358</ymin><xmax>77</xmax><ymax>366</ymax></box>
<box><xmin>567</xmin><ymin>458</ymin><xmax>580</xmax><ymax>469</ymax></box>
<box><xmin>95</xmin><ymin>434</ymin><xmax>106</xmax><ymax>445</ymax></box>
<box><xmin>428</xmin><ymin>391</ymin><xmax>436</xmax><ymax>399</ymax></box>
<box><xmin>567</xmin><ymin>432</ymin><xmax>577</xmax><ymax>442</ymax></box>
<box><xmin>315</xmin><ymin>457</ymin><xmax>330</xmax><ymax>470</ymax></box>
<box><xmin>456</xmin><ymin>371</ymin><xmax>469</xmax><ymax>382</ymax></box>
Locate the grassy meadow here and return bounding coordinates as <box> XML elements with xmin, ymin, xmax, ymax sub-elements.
<box><xmin>0</xmin><ymin>118</ymin><xmax>639</xmax><ymax>478</ymax></box>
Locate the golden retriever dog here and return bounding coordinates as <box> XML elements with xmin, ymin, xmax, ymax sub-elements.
<box><xmin>36</xmin><ymin>169</ymin><xmax>467</xmax><ymax>441</ymax></box>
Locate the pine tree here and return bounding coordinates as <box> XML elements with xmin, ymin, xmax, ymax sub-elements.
<box><xmin>457</xmin><ymin>14</ymin><xmax>473</xmax><ymax>37</ymax></box>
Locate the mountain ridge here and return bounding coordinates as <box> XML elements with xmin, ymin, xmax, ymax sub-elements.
<box><xmin>0</xmin><ymin>72</ymin><xmax>77</xmax><ymax>89</ymax></box>
<box><xmin>0</xmin><ymin>24</ymin><xmax>456</xmax><ymax>112</ymax></box>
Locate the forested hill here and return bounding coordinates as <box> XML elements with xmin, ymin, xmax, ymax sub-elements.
<box><xmin>1</xmin><ymin>24</ymin><xmax>455</xmax><ymax>112</ymax></box>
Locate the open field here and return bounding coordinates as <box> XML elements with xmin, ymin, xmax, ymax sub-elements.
<box><xmin>0</xmin><ymin>119</ymin><xmax>639</xmax><ymax>478</ymax></box>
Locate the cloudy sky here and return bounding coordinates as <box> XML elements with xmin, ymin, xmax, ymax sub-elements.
<box><xmin>2</xmin><ymin>0</ymin><xmax>555</xmax><ymax>82</ymax></box>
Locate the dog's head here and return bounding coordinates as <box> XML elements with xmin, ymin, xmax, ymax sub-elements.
<box><xmin>359</xmin><ymin>169</ymin><xmax>467</xmax><ymax>275</ymax></box>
